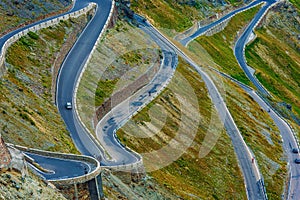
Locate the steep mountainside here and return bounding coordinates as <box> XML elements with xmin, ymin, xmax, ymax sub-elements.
<box><xmin>246</xmin><ymin>0</ymin><xmax>300</xmax><ymax>125</ymax></box>
<box><xmin>0</xmin><ymin>0</ymin><xmax>71</xmax><ymax>35</ymax></box>
<box><xmin>0</xmin><ymin>0</ymin><xmax>299</xmax><ymax>199</ymax></box>
<box><xmin>130</xmin><ymin>0</ymin><xmax>247</xmax><ymax>33</ymax></box>
<box><xmin>1</xmin><ymin>15</ymin><xmax>90</xmax><ymax>153</ymax></box>
<box><xmin>0</xmin><ymin>170</ymin><xmax>66</xmax><ymax>200</ymax></box>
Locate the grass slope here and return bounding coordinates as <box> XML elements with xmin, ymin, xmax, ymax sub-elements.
<box><xmin>1</xmin><ymin>16</ymin><xmax>88</xmax><ymax>153</ymax></box>
<box><xmin>245</xmin><ymin>1</ymin><xmax>300</xmax><ymax>121</ymax></box>
<box><xmin>130</xmin><ymin>0</ymin><xmax>245</xmax><ymax>33</ymax></box>
<box><xmin>209</xmin><ymin>70</ymin><xmax>287</xmax><ymax>199</ymax></box>
<box><xmin>0</xmin><ymin>0</ymin><xmax>71</xmax><ymax>35</ymax></box>
<box><xmin>191</xmin><ymin>5</ymin><xmax>260</xmax><ymax>86</ymax></box>
<box><xmin>117</xmin><ymin>58</ymin><xmax>246</xmax><ymax>199</ymax></box>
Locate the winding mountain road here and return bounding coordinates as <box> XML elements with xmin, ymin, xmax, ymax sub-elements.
<box><xmin>181</xmin><ymin>0</ymin><xmax>300</xmax><ymax>199</ymax></box>
<box><xmin>234</xmin><ymin>0</ymin><xmax>276</xmax><ymax>96</ymax></box>
<box><xmin>233</xmin><ymin>0</ymin><xmax>300</xmax><ymax>199</ymax></box>
<box><xmin>24</xmin><ymin>152</ymin><xmax>95</xmax><ymax>180</ymax></box>
<box><xmin>56</xmin><ymin>0</ymin><xmax>113</xmax><ymax>158</ymax></box>
<box><xmin>1</xmin><ymin>0</ymin><xmax>299</xmax><ymax>199</ymax></box>
<box><xmin>0</xmin><ymin>0</ymin><xmax>114</xmax><ymax>180</ymax></box>
<box><xmin>180</xmin><ymin>0</ymin><xmax>262</xmax><ymax>46</ymax></box>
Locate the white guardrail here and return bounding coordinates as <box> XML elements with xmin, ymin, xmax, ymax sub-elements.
<box><xmin>0</xmin><ymin>0</ymin><xmax>108</xmax><ymax>184</ymax></box>
<box><xmin>7</xmin><ymin>143</ymin><xmax>101</xmax><ymax>185</ymax></box>
<box><xmin>240</xmin><ymin>0</ymin><xmax>283</xmax><ymax>97</ymax></box>
<box><xmin>72</xmin><ymin>1</ymin><xmax>145</xmax><ymax>171</ymax></box>
<box><xmin>0</xmin><ymin>0</ymin><xmax>144</xmax><ymax>172</ymax></box>
<box><xmin>184</xmin><ymin>0</ymin><xmax>264</xmax><ymax>46</ymax></box>
<box><xmin>102</xmin><ymin>54</ymin><xmax>178</xmax><ymax>171</ymax></box>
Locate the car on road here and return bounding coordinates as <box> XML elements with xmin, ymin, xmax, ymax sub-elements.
<box><xmin>295</xmin><ymin>158</ymin><xmax>300</xmax><ymax>164</ymax></box>
<box><xmin>66</xmin><ymin>102</ymin><xmax>72</xmax><ymax>110</ymax></box>
<box><xmin>292</xmin><ymin>148</ymin><xmax>299</xmax><ymax>154</ymax></box>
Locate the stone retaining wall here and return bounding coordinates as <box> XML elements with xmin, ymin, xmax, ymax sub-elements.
<box><xmin>93</xmin><ymin>60</ymin><xmax>161</xmax><ymax>125</ymax></box>
<box><xmin>0</xmin><ymin>136</ymin><xmax>11</xmax><ymax>170</ymax></box>
<box><xmin>102</xmin><ymin>159</ymin><xmax>144</xmax><ymax>173</ymax></box>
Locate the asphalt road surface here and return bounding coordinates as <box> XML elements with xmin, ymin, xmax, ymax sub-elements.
<box><xmin>2</xmin><ymin>0</ymin><xmax>298</xmax><ymax>198</ymax></box>
<box><xmin>234</xmin><ymin>0</ymin><xmax>276</xmax><ymax>96</ymax></box>
<box><xmin>142</xmin><ymin>17</ymin><xmax>267</xmax><ymax>199</ymax></box>
<box><xmin>56</xmin><ymin>0</ymin><xmax>113</xmax><ymax>158</ymax></box>
<box><xmin>25</xmin><ymin>152</ymin><xmax>95</xmax><ymax>180</ymax></box>
<box><xmin>180</xmin><ymin>0</ymin><xmax>262</xmax><ymax>46</ymax></box>
<box><xmin>0</xmin><ymin>0</ymin><xmax>113</xmax><ymax>180</ymax></box>
<box><xmin>95</xmin><ymin>17</ymin><xmax>178</xmax><ymax>166</ymax></box>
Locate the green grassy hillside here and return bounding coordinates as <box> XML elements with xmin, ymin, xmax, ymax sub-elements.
<box><xmin>130</xmin><ymin>0</ymin><xmax>245</xmax><ymax>34</ymax></box>
<box><xmin>245</xmin><ymin>1</ymin><xmax>300</xmax><ymax>123</ymax></box>
<box><xmin>117</xmin><ymin>58</ymin><xmax>247</xmax><ymax>199</ymax></box>
<box><xmin>190</xmin><ymin>5</ymin><xmax>260</xmax><ymax>86</ymax></box>
<box><xmin>1</xmin><ymin>16</ymin><xmax>89</xmax><ymax>153</ymax></box>
<box><xmin>0</xmin><ymin>0</ymin><xmax>71</xmax><ymax>35</ymax></box>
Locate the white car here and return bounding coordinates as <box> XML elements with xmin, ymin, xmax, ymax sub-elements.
<box><xmin>66</xmin><ymin>102</ymin><xmax>72</xmax><ymax>109</ymax></box>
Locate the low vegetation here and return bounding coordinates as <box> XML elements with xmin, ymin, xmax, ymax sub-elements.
<box><xmin>190</xmin><ymin>5</ymin><xmax>260</xmax><ymax>86</ymax></box>
<box><xmin>95</xmin><ymin>79</ymin><xmax>119</xmax><ymax>107</ymax></box>
<box><xmin>130</xmin><ymin>0</ymin><xmax>245</xmax><ymax>34</ymax></box>
<box><xmin>245</xmin><ymin>1</ymin><xmax>300</xmax><ymax>122</ymax></box>
<box><xmin>206</xmin><ymin>69</ymin><xmax>286</xmax><ymax>199</ymax></box>
<box><xmin>0</xmin><ymin>0</ymin><xmax>71</xmax><ymax>35</ymax></box>
<box><xmin>117</xmin><ymin>58</ymin><xmax>246</xmax><ymax>199</ymax></box>
<box><xmin>289</xmin><ymin>0</ymin><xmax>300</xmax><ymax>13</ymax></box>
<box><xmin>1</xmin><ymin>16</ymin><xmax>89</xmax><ymax>153</ymax></box>
<box><xmin>77</xmin><ymin>20</ymin><xmax>160</xmax><ymax>132</ymax></box>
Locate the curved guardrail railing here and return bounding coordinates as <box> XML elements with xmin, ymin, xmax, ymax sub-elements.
<box><xmin>7</xmin><ymin>143</ymin><xmax>101</xmax><ymax>185</ymax></box>
<box><xmin>180</xmin><ymin>0</ymin><xmax>263</xmax><ymax>46</ymax></box>
<box><xmin>0</xmin><ymin>1</ymin><xmax>102</xmax><ymax>183</ymax></box>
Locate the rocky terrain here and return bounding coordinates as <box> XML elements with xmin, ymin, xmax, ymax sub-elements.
<box><xmin>0</xmin><ymin>170</ymin><xmax>67</xmax><ymax>200</ymax></box>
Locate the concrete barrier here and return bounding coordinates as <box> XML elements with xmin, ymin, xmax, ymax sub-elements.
<box><xmin>183</xmin><ymin>1</ymin><xmax>264</xmax><ymax>46</ymax></box>
<box><xmin>72</xmin><ymin>1</ymin><xmax>132</xmax><ymax>166</ymax></box>
<box><xmin>0</xmin><ymin>2</ymin><xmax>97</xmax><ymax>75</ymax></box>
<box><xmin>7</xmin><ymin>143</ymin><xmax>101</xmax><ymax>185</ymax></box>
<box><xmin>94</xmin><ymin>49</ymin><xmax>178</xmax><ymax>172</ymax></box>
